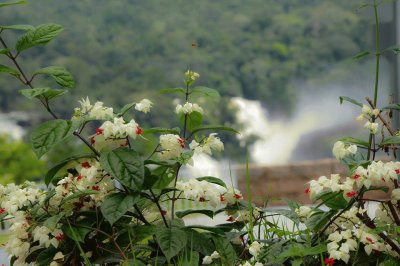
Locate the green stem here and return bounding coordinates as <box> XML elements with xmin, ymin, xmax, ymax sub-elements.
<box><xmin>367</xmin><ymin>1</ymin><xmax>381</xmax><ymax>160</ymax></box>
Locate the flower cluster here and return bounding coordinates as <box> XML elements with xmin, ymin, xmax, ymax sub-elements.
<box><xmin>332</xmin><ymin>140</ymin><xmax>357</xmax><ymax>160</ymax></box>
<box><xmin>73</xmin><ymin>97</ymin><xmax>114</xmax><ymax>121</ymax></box>
<box><xmin>185</xmin><ymin>69</ymin><xmax>200</xmax><ymax>81</ymax></box>
<box><xmin>176</xmin><ymin>178</ymin><xmax>243</xmax><ymax>208</ymax></box>
<box><xmin>202</xmin><ymin>251</ymin><xmax>220</xmax><ymax>265</ymax></box>
<box><xmin>189</xmin><ymin>133</ymin><xmax>224</xmax><ymax>155</ymax></box>
<box><xmin>356</xmin><ymin>104</ymin><xmax>380</xmax><ymax>134</ymax></box>
<box><xmin>175</xmin><ymin>102</ymin><xmax>204</xmax><ymax>115</ymax></box>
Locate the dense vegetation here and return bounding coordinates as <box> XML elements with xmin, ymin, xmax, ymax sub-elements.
<box><xmin>0</xmin><ymin>0</ymin><xmax>370</xmax><ymax>166</ymax></box>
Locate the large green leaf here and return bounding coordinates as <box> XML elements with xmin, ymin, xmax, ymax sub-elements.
<box><xmin>0</xmin><ymin>0</ymin><xmax>27</xmax><ymax>8</ymax></box>
<box><xmin>180</xmin><ymin>250</ymin><xmax>199</xmax><ymax>266</ymax></box>
<box><xmin>100</xmin><ymin>193</ymin><xmax>140</xmax><ymax>225</ymax></box>
<box><xmin>16</xmin><ymin>24</ymin><xmax>64</xmax><ymax>52</ymax></box>
<box><xmin>20</xmin><ymin>88</ymin><xmax>68</xmax><ymax>101</ymax></box>
<box><xmin>31</xmin><ymin>119</ymin><xmax>76</xmax><ymax>158</ymax></box>
<box><xmin>100</xmin><ymin>147</ymin><xmax>144</xmax><ymax>190</ymax></box>
<box><xmin>155</xmin><ymin>227</ymin><xmax>188</xmax><ymax>261</ymax></box>
<box><xmin>116</xmin><ymin>102</ymin><xmax>136</xmax><ymax>117</ymax></box>
<box><xmin>151</xmin><ymin>165</ymin><xmax>177</xmax><ymax>189</ymax></box>
<box><xmin>0</xmin><ymin>64</ymin><xmax>20</xmax><ymax>78</ymax></box>
<box><xmin>34</xmin><ymin>66</ymin><xmax>75</xmax><ymax>88</ymax></box>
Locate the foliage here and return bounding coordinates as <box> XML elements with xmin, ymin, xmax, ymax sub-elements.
<box><xmin>0</xmin><ymin>134</ymin><xmax>46</xmax><ymax>184</ymax></box>
<box><xmin>1</xmin><ymin>0</ymin><xmax>400</xmax><ymax>266</ymax></box>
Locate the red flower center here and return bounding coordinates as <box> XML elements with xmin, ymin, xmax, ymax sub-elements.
<box><xmin>396</xmin><ymin>169</ymin><xmax>400</xmax><ymax>174</ymax></box>
<box><xmin>346</xmin><ymin>191</ymin><xmax>357</xmax><ymax>198</ymax></box>
<box><xmin>0</xmin><ymin>208</ymin><xmax>5</xmax><ymax>215</ymax></box>
<box><xmin>324</xmin><ymin>257</ymin><xmax>335</xmax><ymax>266</ymax></box>
<box><xmin>178</xmin><ymin>138</ymin><xmax>185</xmax><ymax>148</ymax></box>
<box><xmin>81</xmin><ymin>162</ymin><xmax>91</xmax><ymax>168</ymax></box>
<box><xmin>366</xmin><ymin>237</ymin><xmax>374</xmax><ymax>244</ymax></box>
<box><xmin>55</xmin><ymin>233</ymin><xmax>64</xmax><ymax>241</ymax></box>
<box><xmin>136</xmin><ymin>126</ymin><xmax>143</xmax><ymax>135</ymax></box>
<box><xmin>92</xmin><ymin>185</ymin><xmax>100</xmax><ymax>191</ymax></box>
<box><xmin>220</xmin><ymin>195</ymin><xmax>225</xmax><ymax>202</ymax></box>
<box><xmin>76</xmin><ymin>175</ymin><xmax>84</xmax><ymax>181</ymax></box>
<box><xmin>352</xmin><ymin>174</ymin><xmax>360</xmax><ymax>180</ymax></box>
<box><xmin>304</xmin><ymin>188</ymin><xmax>311</xmax><ymax>194</ymax></box>
<box><xmin>96</xmin><ymin>128</ymin><xmax>103</xmax><ymax>135</ymax></box>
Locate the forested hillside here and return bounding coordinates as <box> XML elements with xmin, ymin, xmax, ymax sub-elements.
<box><xmin>0</xmin><ymin>0</ymin><xmax>370</xmax><ymax>157</ymax></box>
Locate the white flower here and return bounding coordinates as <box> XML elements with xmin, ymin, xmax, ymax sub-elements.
<box><xmin>135</xmin><ymin>99</ymin><xmax>153</xmax><ymax>113</ymax></box>
<box><xmin>295</xmin><ymin>206</ymin><xmax>312</xmax><ymax>221</ymax></box>
<box><xmin>364</xmin><ymin>121</ymin><xmax>379</xmax><ymax>134</ymax></box>
<box><xmin>249</xmin><ymin>241</ymin><xmax>262</xmax><ymax>258</ymax></box>
<box><xmin>175</xmin><ymin>102</ymin><xmax>204</xmax><ymax>115</ymax></box>
<box><xmin>79</xmin><ymin>97</ymin><xmax>92</xmax><ymax>113</ymax></box>
<box><xmin>159</xmin><ymin>134</ymin><xmax>185</xmax><ymax>160</ymax></box>
<box><xmin>202</xmin><ymin>255</ymin><xmax>213</xmax><ymax>264</ymax></box>
<box><xmin>185</xmin><ymin>70</ymin><xmax>200</xmax><ymax>81</ymax></box>
<box><xmin>89</xmin><ymin>101</ymin><xmax>114</xmax><ymax>120</ymax></box>
<box><xmin>332</xmin><ymin>141</ymin><xmax>357</xmax><ymax>160</ymax></box>
<box><xmin>210</xmin><ymin>251</ymin><xmax>220</xmax><ymax>259</ymax></box>
<box><xmin>392</xmin><ymin>188</ymin><xmax>400</xmax><ymax>202</ymax></box>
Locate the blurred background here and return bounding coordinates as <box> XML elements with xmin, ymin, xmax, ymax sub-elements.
<box><xmin>0</xmin><ymin>0</ymin><xmax>397</xmax><ymax>187</ymax></box>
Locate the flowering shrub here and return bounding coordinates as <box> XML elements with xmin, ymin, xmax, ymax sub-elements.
<box><xmin>1</xmin><ymin>0</ymin><xmax>400</xmax><ymax>266</ymax></box>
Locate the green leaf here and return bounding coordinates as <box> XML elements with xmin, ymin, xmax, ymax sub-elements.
<box><xmin>382</xmin><ymin>104</ymin><xmax>400</xmax><ymax>111</ymax></box>
<box><xmin>380</xmin><ymin>136</ymin><xmax>400</xmax><ymax>146</ymax></box>
<box><xmin>0</xmin><ymin>24</ymin><xmax>34</xmax><ymax>31</ymax></box>
<box><xmin>36</xmin><ymin>246</ymin><xmax>57</xmax><ymax>266</ymax></box>
<box><xmin>16</xmin><ymin>24</ymin><xmax>64</xmax><ymax>52</ymax></box>
<box><xmin>63</xmin><ymin>224</ymin><xmax>91</xmax><ymax>243</ymax></box>
<box><xmin>34</xmin><ymin>66</ymin><xmax>75</xmax><ymax>88</ymax></box>
<box><xmin>352</xmin><ymin>51</ymin><xmax>370</xmax><ymax>60</ymax></box>
<box><xmin>185</xmin><ymin>229</ymin><xmax>214</xmax><ymax>255</ymax></box>
<box><xmin>155</xmin><ymin>227</ymin><xmax>188</xmax><ymax>261</ymax></box>
<box><xmin>316</xmin><ymin>191</ymin><xmax>348</xmax><ymax>210</ymax></box>
<box><xmin>339</xmin><ymin>96</ymin><xmax>362</xmax><ymax>107</ymax></box>
<box><xmin>151</xmin><ymin>165</ymin><xmax>177</xmax><ymax>189</ymax></box>
<box><xmin>100</xmin><ymin>147</ymin><xmax>144</xmax><ymax>190</ymax></box>
<box><xmin>43</xmin><ymin>213</ymin><xmax>64</xmax><ymax>230</ymax></box>
<box><xmin>180</xmin><ymin>111</ymin><xmax>202</xmax><ymax>132</ymax></box>
<box><xmin>176</xmin><ymin>209</ymin><xmax>214</xmax><ymax>219</ymax></box>
<box><xmin>45</xmin><ymin>154</ymin><xmax>94</xmax><ymax>185</ymax></box>
<box><xmin>20</xmin><ymin>88</ymin><xmax>68</xmax><ymax>101</ymax></box>
<box><xmin>0</xmin><ymin>64</ymin><xmax>20</xmax><ymax>78</ymax></box>
<box><xmin>191</xmin><ymin>86</ymin><xmax>220</xmax><ymax>100</ymax></box>
<box><xmin>180</xmin><ymin>250</ymin><xmax>199</xmax><ymax>266</ymax></box>
<box><xmin>100</xmin><ymin>193</ymin><xmax>140</xmax><ymax>225</ymax></box>
<box><xmin>0</xmin><ymin>0</ymin><xmax>27</xmax><ymax>8</ymax></box>
<box><xmin>339</xmin><ymin>137</ymin><xmax>369</xmax><ymax>148</ymax></box>
<box><xmin>143</xmin><ymin>127</ymin><xmax>181</xmax><ymax>135</ymax></box>
<box><xmin>196</xmin><ymin>176</ymin><xmax>227</xmax><ymax>188</ymax></box>
<box><xmin>212</xmin><ymin>236</ymin><xmax>237</xmax><ymax>265</ymax></box>
<box><xmin>190</xmin><ymin>125</ymin><xmax>239</xmax><ymax>135</ymax></box>
<box><xmin>31</xmin><ymin>119</ymin><xmax>76</xmax><ymax>158</ymax></box>
<box><xmin>305</xmin><ymin>210</ymin><xmax>336</xmax><ymax>231</ymax></box>
<box><xmin>278</xmin><ymin>243</ymin><xmax>326</xmax><ymax>259</ymax></box>
<box><xmin>61</xmin><ymin>189</ymin><xmax>98</xmax><ymax>204</ymax></box>
<box><xmin>0</xmin><ymin>48</ymin><xmax>11</xmax><ymax>55</ymax></box>
<box><xmin>117</xmin><ymin>102</ymin><xmax>136</xmax><ymax>117</ymax></box>
<box><xmin>160</xmin><ymin>87</ymin><xmax>185</xmax><ymax>94</ymax></box>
